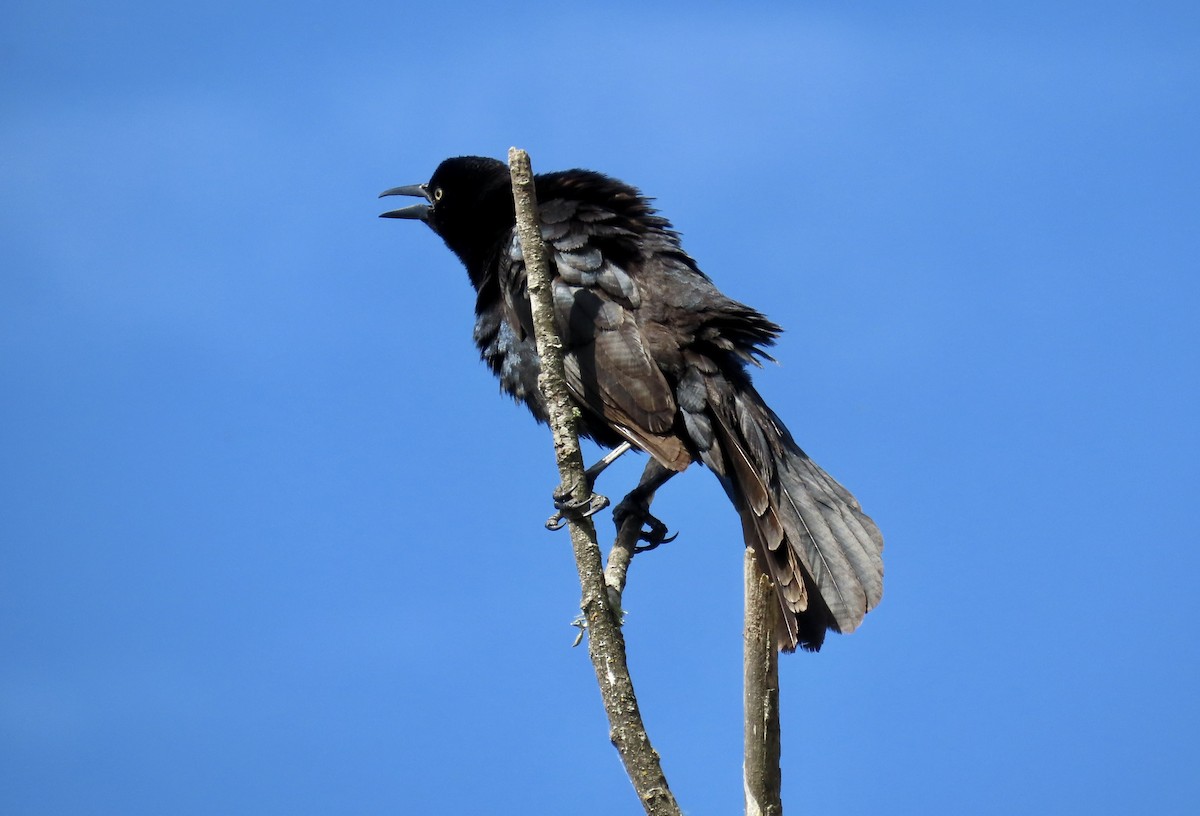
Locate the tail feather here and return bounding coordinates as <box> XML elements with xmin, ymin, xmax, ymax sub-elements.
<box><xmin>706</xmin><ymin>378</ymin><xmax>884</xmax><ymax>651</ymax></box>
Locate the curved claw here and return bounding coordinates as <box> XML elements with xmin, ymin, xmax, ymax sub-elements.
<box><xmin>633</xmin><ymin>528</ymin><xmax>679</xmax><ymax>553</ymax></box>
<box><xmin>612</xmin><ymin>497</ymin><xmax>679</xmax><ymax>553</ymax></box>
<box><xmin>546</xmin><ymin>492</ymin><xmax>610</xmax><ymax>531</ymax></box>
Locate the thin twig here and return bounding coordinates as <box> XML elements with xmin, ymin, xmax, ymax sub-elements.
<box><xmin>604</xmin><ymin>510</ymin><xmax>646</xmax><ymax>606</ymax></box>
<box><xmin>508</xmin><ymin>147</ymin><xmax>682</xmax><ymax>816</ymax></box>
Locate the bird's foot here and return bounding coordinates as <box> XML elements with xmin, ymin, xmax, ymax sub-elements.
<box><xmin>544</xmin><ymin>446</ymin><xmax>633</xmax><ymax>531</ymax></box>
<box><xmin>545</xmin><ymin>485</ymin><xmax>610</xmax><ymax>531</ymax></box>
<box><xmin>612</xmin><ymin>495</ymin><xmax>679</xmax><ymax>552</ymax></box>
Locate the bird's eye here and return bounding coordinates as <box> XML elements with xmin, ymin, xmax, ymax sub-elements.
<box><xmin>433</xmin><ymin>187</ymin><xmax>444</xmax><ymax>201</ymax></box>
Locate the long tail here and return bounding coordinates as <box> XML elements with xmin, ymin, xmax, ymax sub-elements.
<box><xmin>681</xmin><ymin>365</ymin><xmax>884</xmax><ymax>651</ymax></box>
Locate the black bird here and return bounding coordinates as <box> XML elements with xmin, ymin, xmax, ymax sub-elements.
<box><xmin>380</xmin><ymin>156</ymin><xmax>883</xmax><ymax>651</ymax></box>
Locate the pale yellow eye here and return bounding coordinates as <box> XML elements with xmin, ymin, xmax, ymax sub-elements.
<box><xmin>433</xmin><ymin>187</ymin><xmax>444</xmax><ymax>201</ymax></box>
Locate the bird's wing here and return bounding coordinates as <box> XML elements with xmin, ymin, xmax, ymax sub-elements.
<box><xmin>498</xmin><ymin>198</ymin><xmax>690</xmax><ymax>470</ymax></box>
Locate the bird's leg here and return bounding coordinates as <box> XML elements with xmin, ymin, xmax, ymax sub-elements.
<box><xmin>602</xmin><ymin>459</ymin><xmax>679</xmax><ymax>614</ymax></box>
<box><xmin>545</xmin><ymin>442</ymin><xmax>634</xmax><ymax>530</ymax></box>
<box><xmin>612</xmin><ymin>459</ymin><xmax>679</xmax><ymax>552</ymax></box>
<box><xmin>582</xmin><ymin>441</ymin><xmax>634</xmax><ymax>486</ymax></box>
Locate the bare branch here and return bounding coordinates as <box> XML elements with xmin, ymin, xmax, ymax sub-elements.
<box><xmin>508</xmin><ymin>147</ymin><xmax>682</xmax><ymax>816</ymax></box>
<box><xmin>744</xmin><ymin>548</ymin><xmax>783</xmax><ymax>815</ymax></box>
<box><xmin>604</xmin><ymin>511</ymin><xmax>644</xmax><ymax>605</ymax></box>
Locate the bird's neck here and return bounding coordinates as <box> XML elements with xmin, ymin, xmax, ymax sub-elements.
<box><xmin>445</xmin><ymin>188</ymin><xmax>516</xmax><ymax>291</ymax></box>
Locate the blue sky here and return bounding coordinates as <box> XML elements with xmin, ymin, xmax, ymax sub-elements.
<box><xmin>3</xmin><ymin>3</ymin><xmax>1198</xmax><ymax>814</ymax></box>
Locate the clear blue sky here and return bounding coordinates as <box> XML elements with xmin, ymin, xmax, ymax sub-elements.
<box><xmin>3</xmin><ymin>3</ymin><xmax>1197</xmax><ymax>814</ymax></box>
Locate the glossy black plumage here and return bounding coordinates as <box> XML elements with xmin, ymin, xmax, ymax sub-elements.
<box><xmin>381</xmin><ymin>156</ymin><xmax>883</xmax><ymax>651</ymax></box>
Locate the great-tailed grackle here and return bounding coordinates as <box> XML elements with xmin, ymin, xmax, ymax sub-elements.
<box><xmin>381</xmin><ymin>156</ymin><xmax>883</xmax><ymax>651</ymax></box>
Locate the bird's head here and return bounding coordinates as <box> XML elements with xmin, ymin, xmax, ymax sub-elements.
<box><xmin>379</xmin><ymin>156</ymin><xmax>514</xmax><ymax>273</ymax></box>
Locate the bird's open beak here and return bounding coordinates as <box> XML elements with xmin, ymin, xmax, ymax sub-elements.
<box><xmin>379</xmin><ymin>184</ymin><xmax>431</xmax><ymax>220</ymax></box>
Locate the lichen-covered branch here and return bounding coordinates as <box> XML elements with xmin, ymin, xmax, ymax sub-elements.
<box><xmin>508</xmin><ymin>147</ymin><xmax>681</xmax><ymax>816</ymax></box>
